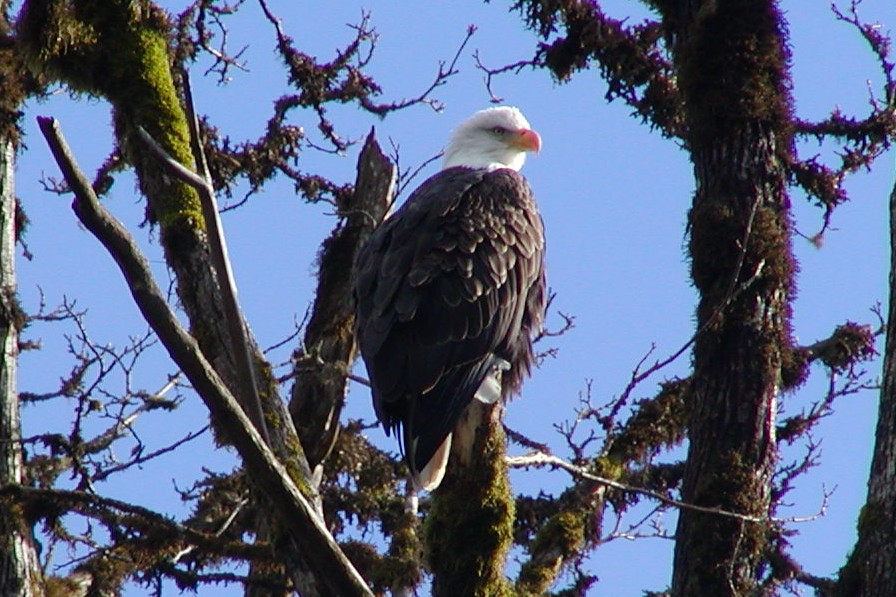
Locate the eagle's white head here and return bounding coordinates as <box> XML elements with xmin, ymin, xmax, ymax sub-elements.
<box><xmin>442</xmin><ymin>106</ymin><xmax>542</xmax><ymax>172</ymax></box>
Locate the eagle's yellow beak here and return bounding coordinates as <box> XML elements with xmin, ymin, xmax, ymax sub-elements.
<box><xmin>513</xmin><ymin>128</ymin><xmax>542</xmax><ymax>153</ymax></box>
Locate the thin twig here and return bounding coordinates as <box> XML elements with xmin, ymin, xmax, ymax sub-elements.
<box><xmin>92</xmin><ymin>425</ymin><xmax>210</xmax><ymax>483</ymax></box>
<box><xmin>361</xmin><ymin>24</ymin><xmax>478</xmax><ymax>115</ymax></box>
<box><xmin>508</xmin><ymin>451</ymin><xmax>766</xmax><ymax>523</ymax></box>
<box><xmin>473</xmin><ymin>51</ymin><xmax>541</xmax><ymax>104</ymax></box>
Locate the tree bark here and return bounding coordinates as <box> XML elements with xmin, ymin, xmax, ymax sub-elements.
<box><xmin>17</xmin><ymin>0</ymin><xmax>308</xmax><ymax>470</ymax></box>
<box><xmin>290</xmin><ymin>129</ymin><xmax>393</xmax><ymax>472</ymax></box>
<box><xmin>670</xmin><ymin>2</ymin><xmax>795</xmax><ymax>595</ymax></box>
<box><xmin>38</xmin><ymin>114</ymin><xmax>373</xmax><ymax>597</ymax></box>
<box><xmin>836</xmin><ymin>178</ymin><xmax>896</xmax><ymax>596</ymax></box>
<box><xmin>0</xmin><ymin>138</ymin><xmax>43</xmax><ymax>597</ymax></box>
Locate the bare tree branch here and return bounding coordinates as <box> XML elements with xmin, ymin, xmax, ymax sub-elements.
<box><xmin>134</xmin><ymin>116</ymin><xmax>270</xmax><ymax>446</ymax></box>
<box><xmin>37</xmin><ymin>116</ymin><xmax>373</xmax><ymax>597</ymax></box>
<box><xmin>507</xmin><ymin>451</ymin><xmax>812</xmax><ymax>525</ymax></box>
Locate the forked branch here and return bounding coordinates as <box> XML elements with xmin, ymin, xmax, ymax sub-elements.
<box><xmin>134</xmin><ymin>67</ymin><xmax>270</xmax><ymax>446</ymax></box>
<box><xmin>37</xmin><ymin>116</ymin><xmax>373</xmax><ymax>597</ymax></box>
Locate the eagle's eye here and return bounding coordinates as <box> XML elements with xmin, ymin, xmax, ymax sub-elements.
<box><xmin>490</xmin><ymin>126</ymin><xmax>507</xmax><ymax>135</ymax></box>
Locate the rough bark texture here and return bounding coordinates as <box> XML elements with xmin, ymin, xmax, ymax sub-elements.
<box><xmin>17</xmin><ymin>0</ymin><xmax>307</xmax><ymax>471</ymax></box>
<box><xmin>425</xmin><ymin>401</ymin><xmax>515</xmax><ymax>597</ymax></box>
<box><xmin>670</xmin><ymin>2</ymin><xmax>795</xmax><ymax>595</ymax></box>
<box><xmin>0</xmin><ymin>5</ymin><xmax>44</xmax><ymax>592</ymax></box>
<box><xmin>290</xmin><ymin>129</ymin><xmax>393</xmax><ymax>471</ymax></box>
<box><xmin>836</xmin><ymin>179</ymin><xmax>896</xmax><ymax>597</ymax></box>
<box><xmin>19</xmin><ymin>0</ymin><xmax>239</xmax><ymax>416</ymax></box>
<box><xmin>0</xmin><ymin>139</ymin><xmax>43</xmax><ymax>597</ymax></box>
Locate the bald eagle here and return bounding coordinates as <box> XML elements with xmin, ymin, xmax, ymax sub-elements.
<box><xmin>354</xmin><ymin>107</ymin><xmax>546</xmax><ymax>490</ymax></box>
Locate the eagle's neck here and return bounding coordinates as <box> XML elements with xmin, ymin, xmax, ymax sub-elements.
<box><xmin>442</xmin><ymin>143</ymin><xmax>526</xmax><ymax>172</ymax></box>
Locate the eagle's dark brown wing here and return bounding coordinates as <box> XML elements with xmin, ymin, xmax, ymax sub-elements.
<box><xmin>354</xmin><ymin>166</ymin><xmax>545</xmax><ymax>485</ymax></box>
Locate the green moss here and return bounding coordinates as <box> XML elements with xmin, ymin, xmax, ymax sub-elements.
<box><xmin>696</xmin><ymin>451</ymin><xmax>761</xmax><ymax>513</ymax></box>
<box><xmin>677</xmin><ymin>0</ymin><xmax>793</xmax><ymax>151</ymax></box>
<box><xmin>266</xmin><ymin>405</ymin><xmax>313</xmax><ymax>498</ymax></box>
<box><xmin>536</xmin><ymin>511</ymin><xmax>587</xmax><ymax>558</ymax></box>
<box><xmin>45</xmin><ymin>575</ymin><xmax>88</xmax><ymax>597</ymax></box>
<box><xmin>18</xmin><ymin>0</ymin><xmax>203</xmax><ymax>229</ymax></box>
<box><xmin>513</xmin><ymin>384</ymin><xmax>688</xmax><ymax>595</ymax></box>
<box><xmin>608</xmin><ymin>379</ymin><xmax>689</xmax><ymax>463</ymax></box>
<box><xmin>0</xmin><ymin>287</ymin><xmax>28</xmax><ymax>332</ymax></box>
<box><xmin>16</xmin><ymin>0</ymin><xmax>97</xmax><ymax>87</ymax></box>
<box><xmin>681</xmin><ymin>451</ymin><xmax>771</xmax><ymax>593</ymax></box>
<box><xmin>0</xmin><ymin>44</ymin><xmax>31</xmax><ymax>143</ymax></box>
<box><xmin>516</xmin><ymin>508</ymin><xmax>589</xmax><ymax>595</ymax></box>
<box><xmin>103</xmin><ymin>19</ymin><xmax>202</xmax><ymax>229</ymax></box>
<box><xmin>425</xmin><ymin>404</ymin><xmax>515</xmax><ymax>597</ymax></box>
<box><xmin>590</xmin><ymin>455</ymin><xmax>624</xmax><ymax>480</ymax></box>
<box><xmin>353</xmin><ymin>505</ymin><xmax>423</xmax><ymax>593</ymax></box>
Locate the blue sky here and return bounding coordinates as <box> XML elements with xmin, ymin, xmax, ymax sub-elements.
<box><xmin>13</xmin><ymin>1</ymin><xmax>895</xmax><ymax>594</ymax></box>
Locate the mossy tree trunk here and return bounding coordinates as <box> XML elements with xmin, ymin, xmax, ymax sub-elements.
<box><xmin>669</xmin><ymin>2</ymin><xmax>795</xmax><ymax>595</ymax></box>
<box><xmin>836</xmin><ymin>180</ymin><xmax>896</xmax><ymax>597</ymax></box>
<box><xmin>19</xmin><ymin>0</ymin><xmax>297</xmax><ymax>453</ymax></box>
<box><xmin>0</xmin><ymin>7</ymin><xmax>43</xmax><ymax>593</ymax></box>
<box><xmin>17</xmin><ymin>1</ymin><xmax>317</xmax><ymax>594</ymax></box>
<box><xmin>426</xmin><ymin>401</ymin><xmax>515</xmax><ymax>597</ymax></box>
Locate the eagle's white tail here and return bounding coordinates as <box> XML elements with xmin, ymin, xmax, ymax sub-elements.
<box><xmin>413</xmin><ymin>433</ymin><xmax>452</xmax><ymax>491</ymax></box>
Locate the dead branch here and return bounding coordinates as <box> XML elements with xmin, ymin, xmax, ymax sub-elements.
<box><xmin>37</xmin><ymin>116</ymin><xmax>373</xmax><ymax>597</ymax></box>
<box><xmin>172</xmin><ymin>0</ymin><xmax>250</xmax><ymax>84</ymax></box>
<box><xmin>289</xmin><ymin>127</ymin><xmax>392</xmax><ymax>471</ymax></box>
<box><xmin>194</xmin><ymin>0</ymin><xmax>249</xmax><ymax>82</ymax></box>
<box><xmin>508</xmin><ymin>451</ymin><xmax>763</xmax><ymax>524</ymax></box>
<box><xmin>357</xmin><ymin>24</ymin><xmax>476</xmax><ymax>115</ymax></box>
<box><xmin>134</xmin><ymin>99</ymin><xmax>269</xmax><ymax>446</ymax></box>
<box><xmin>473</xmin><ymin>52</ymin><xmax>541</xmax><ymax>104</ymax></box>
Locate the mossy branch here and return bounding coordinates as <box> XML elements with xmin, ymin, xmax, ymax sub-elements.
<box><xmin>508</xmin><ymin>0</ymin><xmax>683</xmax><ymax>137</ymax></box>
<box><xmin>426</xmin><ymin>402</ymin><xmax>515</xmax><ymax>597</ymax></box>
<box><xmin>134</xmin><ymin>121</ymin><xmax>270</xmax><ymax>446</ymax></box>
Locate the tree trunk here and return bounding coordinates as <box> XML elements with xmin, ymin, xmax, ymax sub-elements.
<box><xmin>670</xmin><ymin>2</ymin><xmax>795</xmax><ymax>595</ymax></box>
<box><xmin>426</xmin><ymin>401</ymin><xmax>515</xmax><ymax>597</ymax></box>
<box><xmin>0</xmin><ymin>138</ymin><xmax>43</xmax><ymax>597</ymax></box>
<box><xmin>836</xmin><ymin>178</ymin><xmax>896</xmax><ymax>596</ymax></box>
